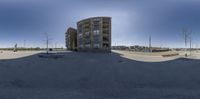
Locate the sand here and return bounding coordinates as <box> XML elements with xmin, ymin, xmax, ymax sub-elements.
<box><xmin>113</xmin><ymin>50</ymin><xmax>200</xmax><ymax>62</ymax></box>
<box><xmin>0</xmin><ymin>51</ymin><xmax>43</xmax><ymax>59</ymax></box>
<box><xmin>113</xmin><ymin>50</ymin><xmax>180</xmax><ymax>62</ymax></box>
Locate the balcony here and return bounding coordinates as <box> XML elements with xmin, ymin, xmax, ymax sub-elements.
<box><xmin>84</xmin><ymin>23</ymin><xmax>90</xmax><ymax>26</ymax></box>
<box><xmin>103</xmin><ymin>22</ymin><xmax>110</xmax><ymax>25</ymax></box>
<box><xmin>93</xmin><ymin>38</ymin><xmax>100</xmax><ymax>43</ymax></box>
<box><xmin>103</xmin><ymin>43</ymin><xmax>110</xmax><ymax>48</ymax></box>
<box><xmin>103</xmin><ymin>30</ymin><xmax>110</xmax><ymax>34</ymax></box>
<box><xmin>103</xmin><ymin>18</ymin><xmax>110</xmax><ymax>22</ymax></box>
<box><xmin>93</xmin><ymin>43</ymin><xmax>100</xmax><ymax>48</ymax></box>
<box><xmin>103</xmin><ymin>41</ymin><xmax>109</xmax><ymax>44</ymax></box>
<box><xmin>84</xmin><ymin>28</ymin><xmax>91</xmax><ymax>31</ymax></box>
<box><xmin>103</xmin><ymin>33</ymin><xmax>109</xmax><ymax>37</ymax></box>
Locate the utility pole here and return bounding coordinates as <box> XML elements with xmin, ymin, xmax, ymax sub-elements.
<box><xmin>182</xmin><ymin>29</ymin><xmax>192</xmax><ymax>57</ymax></box>
<box><xmin>55</xmin><ymin>43</ymin><xmax>57</xmax><ymax>49</ymax></box>
<box><xmin>189</xmin><ymin>37</ymin><xmax>192</xmax><ymax>55</ymax></box>
<box><xmin>149</xmin><ymin>36</ymin><xmax>151</xmax><ymax>52</ymax></box>
<box><xmin>24</xmin><ymin>40</ymin><xmax>26</xmax><ymax>48</ymax></box>
<box><xmin>196</xmin><ymin>44</ymin><xmax>199</xmax><ymax>52</ymax></box>
<box><xmin>43</xmin><ymin>33</ymin><xmax>53</xmax><ymax>54</ymax></box>
<box><xmin>14</xmin><ymin>43</ymin><xmax>17</xmax><ymax>52</ymax></box>
<box><xmin>45</xmin><ymin>33</ymin><xmax>49</xmax><ymax>54</ymax></box>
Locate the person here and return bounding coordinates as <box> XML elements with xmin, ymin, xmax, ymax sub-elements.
<box><xmin>185</xmin><ymin>53</ymin><xmax>188</xmax><ymax>57</ymax></box>
<box><xmin>14</xmin><ymin>44</ymin><xmax>17</xmax><ymax>52</ymax></box>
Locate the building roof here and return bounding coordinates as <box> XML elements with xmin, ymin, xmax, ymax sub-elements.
<box><xmin>77</xmin><ymin>16</ymin><xmax>111</xmax><ymax>24</ymax></box>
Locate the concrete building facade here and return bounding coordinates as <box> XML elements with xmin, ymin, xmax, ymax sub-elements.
<box><xmin>65</xmin><ymin>27</ymin><xmax>77</xmax><ymax>51</ymax></box>
<box><xmin>77</xmin><ymin>17</ymin><xmax>111</xmax><ymax>52</ymax></box>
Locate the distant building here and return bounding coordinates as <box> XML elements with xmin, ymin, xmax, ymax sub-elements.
<box><xmin>112</xmin><ymin>46</ymin><xmax>129</xmax><ymax>50</ymax></box>
<box><xmin>77</xmin><ymin>17</ymin><xmax>111</xmax><ymax>52</ymax></box>
<box><xmin>65</xmin><ymin>27</ymin><xmax>77</xmax><ymax>51</ymax></box>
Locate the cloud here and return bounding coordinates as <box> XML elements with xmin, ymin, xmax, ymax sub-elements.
<box><xmin>0</xmin><ymin>0</ymin><xmax>200</xmax><ymax>48</ymax></box>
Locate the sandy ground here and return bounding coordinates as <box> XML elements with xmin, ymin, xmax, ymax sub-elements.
<box><xmin>113</xmin><ymin>50</ymin><xmax>180</xmax><ymax>62</ymax></box>
<box><xmin>0</xmin><ymin>51</ymin><xmax>200</xmax><ymax>99</ymax></box>
<box><xmin>0</xmin><ymin>51</ymin><xmax>43</xmax><ymax>59</ymax></box>
<box><xmin>113</xmin><ymin>50</ymin><xmax>200</xmax><ymax>62</ymax></box>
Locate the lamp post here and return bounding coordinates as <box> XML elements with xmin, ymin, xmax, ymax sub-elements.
<box><xmin>149</xmin><ymin>36</ymin><xmax>151</xmax><ymax>52</ymax></box>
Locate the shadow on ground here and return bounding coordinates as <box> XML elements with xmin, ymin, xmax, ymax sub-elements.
<box><xmin>0</xmin><ymin>51</ymin><xmax>200</xmax><ymax>99</ymax></box>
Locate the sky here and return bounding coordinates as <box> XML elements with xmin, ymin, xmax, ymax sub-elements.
<box><xmin>0</xmin><ymin>0</ymin><xmax>200</xmax><ymax>48</ymax></box>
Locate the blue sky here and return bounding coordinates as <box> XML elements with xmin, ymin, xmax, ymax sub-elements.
<box><xmin>0</xmin><ymin>0</ymin><xmax>200</xmax><ymax>48</ymax></box>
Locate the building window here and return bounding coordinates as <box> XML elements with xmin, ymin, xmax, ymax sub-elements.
<box><xmin>78</xmin><ymin>33</ymin><xmax>83</xmax><ymax>38</ymax></box>
<box><xmin>94</xmin><ymin>30</ymin><xmax>100</xmax><ymax>35</ymax></box>
<box><xmin>93</xmin><ymin>35</ymin><xmax>100</xmax><ymax>43</ymax></box>
<box><xmin>85</xmin><ymin>44</ymin><xmax>90</xmax><ymax>48</ymax></box>
<box><xmin>93</xmin><ymin>24</ymin><xmax>100</xmax><ymax>30</ymax></box>
<box><xmin>94</xmin><ymin>44</ymin><xmax>100</xmax><ymax>48</ymax></box>
<box><xmin>85</xmin><ymin>32</ymin><xmax>90</xmax><ymax>36</ymax></box>
<box><xmin>93</xmin><ymin>20</ymin><xmax>100</xmax><ymax>30</ymax></box>
<box><xmin>93</xmin><ymin>18</ymin><xmax>100</xmax><ymax>21</ymax></box>
<box><xmin>78</xmin><ymin>25</ymin><xmax>82</xmax><ymax>31</ymax></box>
<box><xmin>85</xmin><ymin>39</ymin><xmax>91</xmax><ymax>44</ymax></box>
<box><xmin>79</xmin><ymin>44</ymin><xmax>83</xmax><ymax>48</ymax></box>
<box><xmin>79</xmin><ymin>32</ymin><xmax>82</xmax><ymax>34</ymax></box>
<box><xmin>78</xmin><ymin>37</ymin><xmax>83</xmax><ymax>46</ymax></box>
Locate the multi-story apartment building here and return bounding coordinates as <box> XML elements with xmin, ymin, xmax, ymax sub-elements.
<box><xmin>65</xmin><ymin>27</ymin><xmax>77</xmax><ymax>51</ymax></box>
<box><xmin>77</xmin><ymin>17</ymin><xmax>111</xmax><ymax>52</ymax></box>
